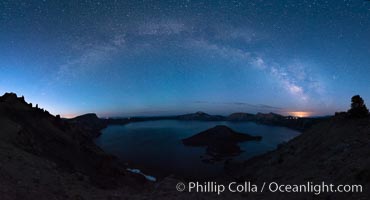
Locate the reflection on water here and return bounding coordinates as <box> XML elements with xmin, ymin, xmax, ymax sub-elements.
<box><xmin>95</xmin><ymin>120</ymin><xmax>300</xmax><ymax>179</ymax></box>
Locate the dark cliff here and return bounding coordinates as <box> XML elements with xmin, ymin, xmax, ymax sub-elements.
<box><xmin>0</xmin><ymin>93</ymin><xmax>147</xmax><ymax>199</ymax></box>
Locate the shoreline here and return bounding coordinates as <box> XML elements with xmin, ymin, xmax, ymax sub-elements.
<box><xmin>94</xmin><ymin>120</ymin><xmax>303</xmax><ymax>182</ymax></box>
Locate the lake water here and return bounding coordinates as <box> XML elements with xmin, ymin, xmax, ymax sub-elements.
<box><xmin>95</xmin><ymin>120</ymin><xmax>300</xmax><ymax>179</ymax></box>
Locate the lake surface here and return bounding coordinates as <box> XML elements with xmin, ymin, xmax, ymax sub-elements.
<box><xmin>95</xmin><ymin>120</ymin><xmax>301</xmax><ymax>179</ymax></box>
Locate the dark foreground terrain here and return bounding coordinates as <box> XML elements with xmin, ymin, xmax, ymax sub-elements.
<box><xmin>0</xmin><ymin>93</ymin><xmax>152</xmax><ymax>199</ymax></box>
<box><xmin>225</xmin><ymin>115</ymin><xmax>370</xmax><ymax>199</ymax></box>
<box><xmin>0</xmin><ymin>92</ymin><xmax>368</xmax><ymax>199</ymax></box>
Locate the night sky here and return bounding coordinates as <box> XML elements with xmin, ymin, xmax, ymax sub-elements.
<box><xmin>1</xmin><ymin>0</ymin><xmax>369</xmax><ymax>118</ymax></box>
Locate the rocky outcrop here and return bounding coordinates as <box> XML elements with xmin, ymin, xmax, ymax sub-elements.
<box><xmin>67</xmin><ymin>113</ymin><xmax>107</xmax><ymax>138</ymax></box>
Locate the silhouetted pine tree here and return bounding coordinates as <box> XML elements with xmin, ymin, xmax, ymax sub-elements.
<box><xmin>348</xmin><ymin>95</ymin><xmax>369</xmax><ymax>118</ymax></box>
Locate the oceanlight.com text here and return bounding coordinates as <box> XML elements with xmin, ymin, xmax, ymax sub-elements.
<box><xmin>176</xmin><ymin>181</ymin><xmax>363</xmax><ymax>195</ymax></box>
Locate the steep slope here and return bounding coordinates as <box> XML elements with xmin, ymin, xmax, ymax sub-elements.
<box><xmin>227</xmin><ymin>115</ymin><xmax>370</xmax><ymax>199</ymax></box>
<box><xmin>0</xmin><ymin>93</ymin><xmax>149</xmax><ymax>199</ymax></box>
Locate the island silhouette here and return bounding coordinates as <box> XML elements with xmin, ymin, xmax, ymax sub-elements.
<box><xmin>182</xmin><ymin>125</ymin><xmax>262</xmax><ymax>158</ymax></box>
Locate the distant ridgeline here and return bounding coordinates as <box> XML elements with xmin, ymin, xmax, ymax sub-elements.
<box><xmin>106</xmin><ymin>111</ymin><xmax>327</xmax><ymax>131</ymax></box>
<box><xmin>3</xmin><ymin>92</ymin><xmax>367</xmax><ymax>133</ymax></box>
<box><xmin>105</xmin><ymin>95</ymin><xmax>369</xmax><ymax>131</ymax></box>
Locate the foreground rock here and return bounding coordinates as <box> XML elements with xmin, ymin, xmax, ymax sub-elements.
<box><xmin>182</xmin><ymin>125</ymin><xmax>262</xmax><ymax>157</ymax></box>
<box><xmin>226</xmin><ymin>115</ymin><xmax>370</xmax><ymax>200</ymax></box>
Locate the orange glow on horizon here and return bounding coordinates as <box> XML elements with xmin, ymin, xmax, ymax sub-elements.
<box><xmin>287</xmin><ymin>111</ymin><xmax>313</xmax><ymax>118</ymax></box>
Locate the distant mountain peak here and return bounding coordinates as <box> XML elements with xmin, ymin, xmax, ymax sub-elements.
<box><xmin>73</xmin><ymin>113</ymin><xmax>99</xmax><ymax>119</ymax></box>
<box><xmin>177</xmin><ymin>111</ymin><xmax>225</xmax><ymax>121</ymax></box>
<box><xmin>195</xmin><ymin>111</ymin><xmax>207</xmax><ymax>115</ymax></box>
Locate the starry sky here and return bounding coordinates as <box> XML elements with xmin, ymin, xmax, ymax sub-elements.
<box><xmin>1</xmin><ymin>0</ymin><xmax>369</xmax><ymax>118</ymax></box>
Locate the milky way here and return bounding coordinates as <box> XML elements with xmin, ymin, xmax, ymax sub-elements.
<box><xmin>1</xmin><ymin>0</ymin><xmax>370</xmax><ymax>117</ymax></box>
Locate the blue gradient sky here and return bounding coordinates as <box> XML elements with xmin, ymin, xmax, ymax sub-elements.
<box><xmin>1</xmin><ymin>0</ymin><xmax>370</xmax><ymax>117</ymax></box>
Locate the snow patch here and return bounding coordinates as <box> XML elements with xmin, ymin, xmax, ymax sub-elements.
<box><xmin>127</xmin><ymin>168</ymin><xmax>157</xmax><ymax>182</ymax></box>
